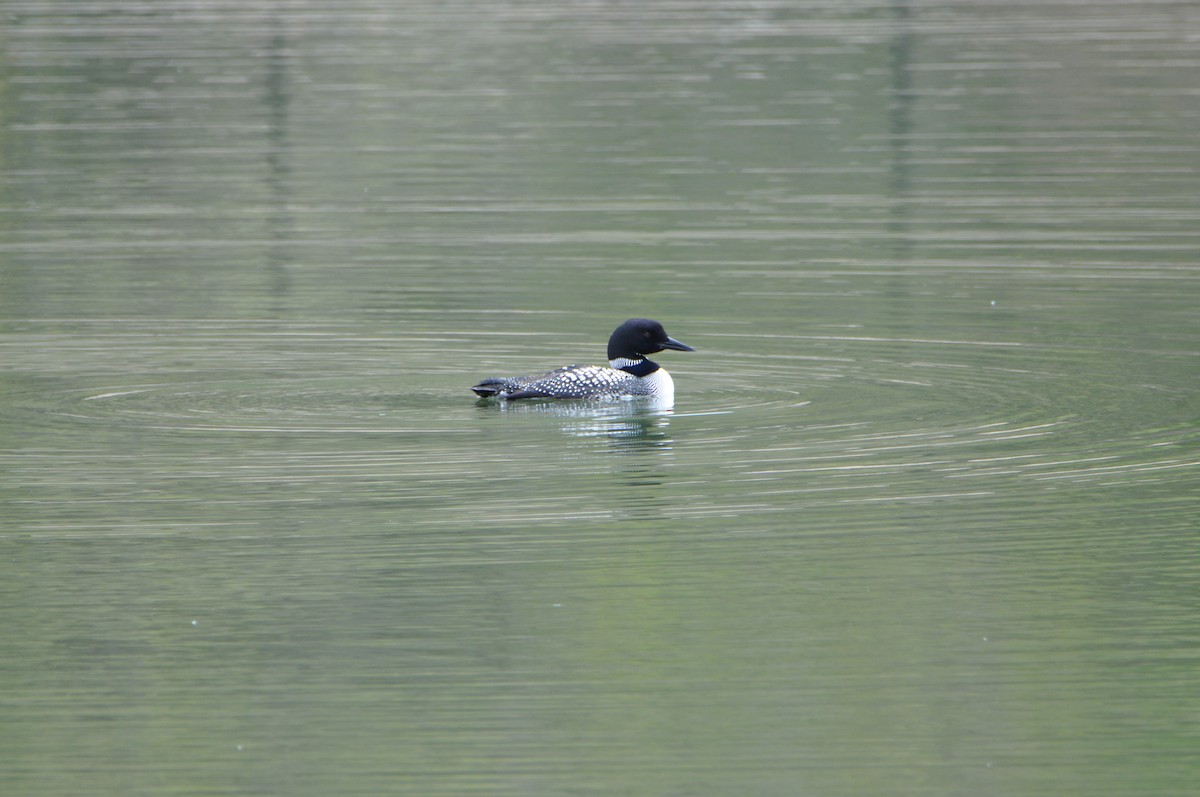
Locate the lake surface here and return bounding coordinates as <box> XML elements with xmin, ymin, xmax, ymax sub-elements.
<box><xmin>2</xmin><ymin>1</ymin><xmax>1198</xmax><ymax>795</ymax></box>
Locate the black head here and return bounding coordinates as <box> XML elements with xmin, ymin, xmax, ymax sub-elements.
<box><xmin>607</xmin><ymin>318</ymin><xmax>695</xmax><ymax>360</ymax></box>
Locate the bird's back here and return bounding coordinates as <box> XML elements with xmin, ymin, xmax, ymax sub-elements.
<box><xmin>471</xmin><ymin>365</ymin><xmax>638</xmax><ymax>400</ymax></box>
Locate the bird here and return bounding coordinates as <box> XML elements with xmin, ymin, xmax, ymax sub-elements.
<box><xmin>471</xmin><ymin>318</ymin><xmax>694</xmax><ymax>403</ymax></box>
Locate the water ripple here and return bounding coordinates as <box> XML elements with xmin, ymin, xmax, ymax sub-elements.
<box><xmin>2</xmin><ymin>319</ymin><xmax>1195</xmax><ymax>527</ymax></box>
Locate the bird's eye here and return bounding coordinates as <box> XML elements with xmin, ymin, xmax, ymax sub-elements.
<box><xmin>643</xmin><ymin>331</ymin><xmax>652</xmax><ymax>338</ymax></box>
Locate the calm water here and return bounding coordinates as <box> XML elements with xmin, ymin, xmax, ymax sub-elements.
<box><xmin>2</xmin><ymin>1</ymin><xmax>1198</xmax><ymax>795</ymax></box>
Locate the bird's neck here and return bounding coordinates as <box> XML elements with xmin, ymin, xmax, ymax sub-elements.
<box><xmin>610</xmin><ymin>357</ymin><xmax>659</xmax><ymax>377</ymax></box>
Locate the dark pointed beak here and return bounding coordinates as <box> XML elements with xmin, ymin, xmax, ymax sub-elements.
<box><xmin>660</xmin><ymin>336</ymin><xmax>694</xmax><ymax>352</ymax></box>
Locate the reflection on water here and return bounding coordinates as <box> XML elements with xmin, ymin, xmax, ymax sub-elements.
<box><xmin>886</xmin><ymin>0</ymin><xmax>916</xmax><ymax>257</ymax></box>
<box><xmin>480</xmin><ymin>396</ymin><xmax>677</xmax><ymax>444</ymax></box>
<box><xmin>2</xmin><ymin>2</ymin><xmax>1199</xmax><ymax>796</ymax></box>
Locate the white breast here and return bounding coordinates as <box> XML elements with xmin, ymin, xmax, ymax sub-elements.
<box><xmin>639</xmin><ymin>368</ymin><xmax>675</xmax><ymax>403</ymax></box>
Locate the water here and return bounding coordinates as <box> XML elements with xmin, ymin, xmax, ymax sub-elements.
<box><xmin>2</xmin><ymin>2</ymin><xmax>1198</xmax><ymax>795</ymax></box>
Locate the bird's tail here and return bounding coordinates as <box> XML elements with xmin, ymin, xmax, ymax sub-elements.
<box><xmin>470</xmin><ymin>377</ymin><xmax>521</xmax><ymax>397</ymax></box>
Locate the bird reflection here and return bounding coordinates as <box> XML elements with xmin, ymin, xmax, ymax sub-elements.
<box><xmin>475</xmin><ymin>399</ymin><xmax>678</xmax><ymax>517</ymax></box>
<box><xmin>478</xmin><ymin>397</ymin><xmax>674</xmax><ymax>448</ymax></box>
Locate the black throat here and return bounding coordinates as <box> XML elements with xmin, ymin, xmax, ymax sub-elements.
<box><xmin>617</xmin><ymin>358</ymin><xmax>659</xmax><ymax>377</ymax></box>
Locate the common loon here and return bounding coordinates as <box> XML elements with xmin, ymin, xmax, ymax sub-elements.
<box><xmin>471</xmin><ymin>318</ymin><xmax>694</xmax><ymax>403</ymax></box>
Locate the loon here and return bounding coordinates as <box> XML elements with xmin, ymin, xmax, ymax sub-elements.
<box><xmin>471</xmin><ymin>318</ymin><xmax>694</xmax><ymax>403</ymax></box>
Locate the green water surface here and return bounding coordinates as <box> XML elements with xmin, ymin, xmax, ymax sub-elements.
<box><xmin>2</xmin><ymin>2</ymin><xmax>1198</xmax><ymax>795</ymax></box>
